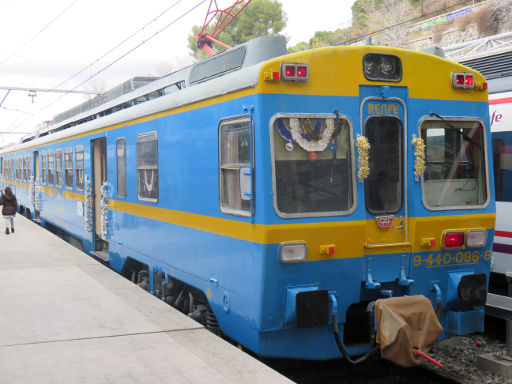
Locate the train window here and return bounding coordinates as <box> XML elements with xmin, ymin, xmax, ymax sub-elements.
<box><xmin>75</xmin><ymin>146</ymin><xmax>84</xmax><ymax>191</ymax></box>
<box><xmin>271</xmin><ymin>114</ymin><xmax>354</xmax><ymax>217</ymax></box>
<box><xmin>64</xmin><ymin>148</ymin><xmax>73</xmax><ymax>189</ymax></box>
<box><xmin>219</xmin><ymin>118</ymin><xmax>251</xmax><ymax>216</ymax></box>
<box><xmin>41</xmin><ymin>153</ymin><xmax>47</xmax><ymax>185</ymax></box>
<box><xmin>55</xmin><ymin>150</ymin><xmax>63</xmax><ymax>188</ymax></box>
<box><xmin>28</xmin><ymin>156</ymin><xmax>31</xmax><ymax>181</ymax></box>
<box><xmin>365</xmin><ymin>116</ymin><xmax>403</xmax><ymax>215</ymax></box>
<box><xmin>421</xmin><ymin>119</ymin><xmax>488</xmax><ymax>208</ymax></box>
<box><xmin>137</xmin><ymin>132</ymin><xmax>158</xmax><ymax>202</ymax></box>
<box><xmin>492</xmin><ymin>136</ymin><xmax>512</xmax><ymax>202</ymax></box>
<box><xmin>116</xmin><ymin>138</ymin><xmax>127</xmax><ymax>198</ymax></box>
<box><xmin>23</xmin><ymin>157</ymin><xmax>27</xmax><ymax>181</ymax></box>
<box><xmin>47</xmin><ymin>151</ymin><xmax>55</xmax><ymax>186</ymax></box>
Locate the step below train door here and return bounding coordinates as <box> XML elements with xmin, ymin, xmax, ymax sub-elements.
<box><xmin>92</xmin><ymin>137</ymin><xmax>109</xmax><ymax>261</ymax></box>
<box><xmin>360</xmin><ymin>96</ymin><xmax>412</xmax><ymax>289</ymax></box>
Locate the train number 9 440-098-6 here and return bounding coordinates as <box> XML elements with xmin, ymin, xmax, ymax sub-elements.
<box><xmin>413</xmin><ymin>250</ymin><xmax>492</xmax><ymax>268</ymax></box>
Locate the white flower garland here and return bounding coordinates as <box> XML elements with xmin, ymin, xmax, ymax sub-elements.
<box><xmin>289</xmin><ymin>118</ymin><xmax>336</xmax><ymax>152</ymax></box>
<box><xmin>84</xmin><ymin>176</ymin><xmax>93</xmax><ymax>232</ymax></box>
<box><xmin>100</xmin><ymin>181</ymin><xmax>113</xmax><ymax>240</ymax></box>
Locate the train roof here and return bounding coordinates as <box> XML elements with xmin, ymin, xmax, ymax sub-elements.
<box><xmin>9</xmin><ymin>36</ymin><xmax>287</xmax><ymax>152</ymax></box>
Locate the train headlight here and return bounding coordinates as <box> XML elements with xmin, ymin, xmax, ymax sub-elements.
<box><xmin>363</xmin><ymin>53</ymin><xmax>402</xmax><ymax>82</ymax></box>
<box><xmin>466</xmin><ymin>230</ymin><xmax>487</xmax><ymax>248</ymax></box>
<box><xmin>280</xmin><ymin>242</ymin><xmax>307</xmax><ymax>263</ymax></box>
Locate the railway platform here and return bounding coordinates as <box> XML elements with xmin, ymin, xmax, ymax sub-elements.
<box><xmin>0</xmin><ymin>216</ymin><xmax>293</xmax><ymax>384</ymax></box>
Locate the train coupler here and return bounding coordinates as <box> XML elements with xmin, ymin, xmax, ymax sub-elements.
<box><xmin>375</xmin><ymin>295</ymin><xmax>443</xmax><ymax>367</ymax></box>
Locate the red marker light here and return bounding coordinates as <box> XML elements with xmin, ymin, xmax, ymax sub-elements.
<box><xmin>285</xmin><ymin>65</ymin><xmax>296</xmax><ymax>77</ymax></box>
<box><xmin>455</xmin><ymin>74</ymin><xmax>464</xmax><ymax>85</ymax></box>
<box><xmin>443</xmin><ymin>231</ymin><xmax>465</xmax><ymax>248</ymax></box>
<box><xmin>465</xmin><ymin>75</ymin><xmax>474</xmax><ymax>86</ymax></box>
<box><xmin>297</xmin><ymin>66</ymin><xmax>307</xmax><ymax>77</ymax></box>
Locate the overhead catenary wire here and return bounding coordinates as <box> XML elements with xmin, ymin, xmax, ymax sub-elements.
<box><xmin>51</xmin><ymin>0</ymin><xmax>188</xmax><ymax>91</ymax></box>
<box><xmin>3</xmin><ymin>0</ymin><xmax>206</xmax><ymax>138</ymax></box>
<box><xmin>0</xmin><ymin>0</ymin><xmax>79</xmax><ymax>70</ymax></box>
<box><xmin>42</xmin><ymin>0</ymin><xmax>207</xmax><ymax>110</ymax></box>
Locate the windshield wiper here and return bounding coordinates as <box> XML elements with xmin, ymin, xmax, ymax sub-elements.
<box><xmin>429</xmin><ymin>112</ymin><xmax>481</xmax><ymax>147</ymax></box>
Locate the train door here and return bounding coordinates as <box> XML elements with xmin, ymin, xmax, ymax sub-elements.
<box><xmin>92</xmin><ymin>138</ymin><xmax>109</xmax><ymax>261</ymax></box>
<box><xmin>361</xmin><ymin>97</ymin><xmax>408</xmax><ymax>248</ymax></box>
<box><xmin>34</xmin><ymin>151</ymin><xmax>40</xmax><ymax>180</ymax></box>
<box><xmin>33</xmin><ymin>151</ymin><xmax>40</xmax><ymax>220</ymax></box>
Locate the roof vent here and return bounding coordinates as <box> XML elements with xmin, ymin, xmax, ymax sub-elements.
<box><xmin>189</xmin><ymin>46</ymin><xmax>246</xmax><ymax>84</ymax></box>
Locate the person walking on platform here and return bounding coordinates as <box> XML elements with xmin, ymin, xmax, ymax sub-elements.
<box><xmin>0</xmin><ymin>187</ymin><xmax>17</xmax><ymax>235</ymax></box>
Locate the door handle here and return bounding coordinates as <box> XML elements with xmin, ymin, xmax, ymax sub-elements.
<box><xmin>394</xmin><ymin>216</ymin><xmax>404</xmax><ymax>232</ymax></box>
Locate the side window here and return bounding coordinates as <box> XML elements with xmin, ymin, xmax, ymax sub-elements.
<box><xmin>41</xmin><ymin>153</ymin><xmax>47</xmax><ymax>185</ymax></box>
<box><xmin>47</xmin><ymin>151</ymin><xmax>55</xmax><ymax>186</ymax></box>
<box><xmin>23</xmin><ymin>157</ymin><xmax>27</xmax><ymax>181</ymax></box>
<box><xmin>75</xmin><ymin>146</ymin><xmax>84</xmax><ymax>191</ymax></box>
<box><xmin>219</xmin><ymin>118</ymin><xmax>251</xmax><ymax>216</ymax></box>
<box><xmin>117</xmin><ymin>138</ymin><xmax>127</xmax><ymax>198</ymax></box>
<box><xmin>28</xmin><ymin>156</ymin><xmax>32</xmax><ymax>181</ymax></box>
<box><xmin>64</xmin><ymin>148</ymin><xmax>73</xmax><ymax>189</ymax></box>
<box><xmin>55</xmin><ymin>150</ymin><xmax>63</xmax><ymax>187</ymax></box>
<box><xmin>137</xmin><ymin>132</ymin><xmax>158</xmax><ymax>202</ymax></box>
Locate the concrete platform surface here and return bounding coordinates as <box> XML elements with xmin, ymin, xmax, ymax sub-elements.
<box><xmin>0</xmin><ymin>216</ymin><xmax>294</xmax><ymax>384</ymax></box>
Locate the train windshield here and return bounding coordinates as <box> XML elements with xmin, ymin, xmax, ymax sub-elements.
<box><xmin>421</xmin><ymin>119</ymin><xmax>488</xmax><ymax>208</ymax></box>
<box><xmin>272</xmin><ymin>115</ymin><xmax>354</xmax><ymax>217</ymax></box>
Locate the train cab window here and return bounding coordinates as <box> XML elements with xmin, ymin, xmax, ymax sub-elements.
<box><xmin>137</xmin><ymin>133</ymin><xmax>158</xmax><ymax>202</ymax></box>
<box><xmin>41</xmin><ymin>152</ymin><xmax>47</xmax><ymax>185</ymax></box>
<box><xmin>55</xmin><ymin>150</ymin><xmax>63</xmax><ymax>188</ymax></box>
<box><xmin>64</xmin><ymin>148</ymin><xmax>73</xmax><ymax>189</ymax></box>
<box><xmin>75</xmin><ymin>146</ymin><xmax>84</xmax><ymax>191</ymax></box>
<box><xmin>421</xmin><ymin>119</ymin><xmax>488</xmax><ymax>208</ymax></box>
<box><xmin>47</xmin><ymin>151</ymin><xmax>55</xmax><ymax>186</ymax></box>
<box><xmin>219</xmin><ymin>118</ymin><xmax>251</xmax><ymax>216</ymax></box>
<box><xmin>271</xmin><ymin>114</ymin><xmax>354</xmax><ymax>217</ymax></box>
<box><xmin>116</xmin><ymin>138</ymin><xmax>127</xmax><ymax>198</ymax></box>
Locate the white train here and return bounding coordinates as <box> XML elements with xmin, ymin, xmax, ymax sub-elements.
<box><xmin>459</xmin><ymin>45</ymin><xmax>512</xmax><ymax>286</ymax></box>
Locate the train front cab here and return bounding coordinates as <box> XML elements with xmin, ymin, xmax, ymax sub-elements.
<box><xmin>250</xmin><ymin>47</ymin><xmax>494</xmax><ymax>364</ymax></box>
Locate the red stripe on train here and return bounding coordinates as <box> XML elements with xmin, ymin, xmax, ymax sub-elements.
<box><xmin>495</xmin><ymin>230</ymin><xmax>512</xmax><ymax>238</ymax></box>
<box><xmin>490</xmin><ymin>97</ymin><xmax>512</xmax><ymax>105</ymax></box>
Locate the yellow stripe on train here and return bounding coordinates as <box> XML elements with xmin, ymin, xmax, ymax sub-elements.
<box><xmin>109</xmin><ymin>199</ymin><xmax>494</xmax><ymax>261</ymax></box>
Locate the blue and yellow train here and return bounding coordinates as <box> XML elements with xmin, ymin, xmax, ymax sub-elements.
<box><xmin>0</xmin><ymin>36</ymin><xmax>495</xmax><ymax>364</ymax></box>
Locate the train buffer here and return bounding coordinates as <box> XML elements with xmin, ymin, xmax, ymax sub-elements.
<box><xmin>0</xmin><ymin>216</ymin><xmax>293</xmax><ymax>384</ymax></box>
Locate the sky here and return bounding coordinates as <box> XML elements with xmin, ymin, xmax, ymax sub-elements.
<box><xmin>0</xmin><ymin>0</ymin><xmax>355</xmax><ymax>146</ymax></box>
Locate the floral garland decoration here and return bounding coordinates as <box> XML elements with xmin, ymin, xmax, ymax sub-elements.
<box><xmin>100</xmin><ymin>181</ymin><xmax>113</xmax><ymax>240</ymax></box>
<box><xmin>84</xmin><ymin>175</ymin><xmax>93</xmax><ymax>232</ymax></box>
<box><xmin>411</xmin><ymin>135</ymin><xmax>426</xmax><ymax>181</ymax></box>
<box><xmin>356</xmin><ymin>135</ymin><xmax>370</xmax><ymax>182</ymax></box>
<box><xmin>276</xmin><ymin>118</ymin><xmax>335</xmax><ymax>152</ymax></box>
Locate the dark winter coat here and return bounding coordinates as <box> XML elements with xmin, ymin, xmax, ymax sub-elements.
<box><xmin>0</xmin><ymin>187</ymin><xmax>17</xmax><ymax>216</ymax></box>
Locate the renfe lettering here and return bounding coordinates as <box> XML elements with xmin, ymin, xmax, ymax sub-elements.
<box><xmin>491</xmin><ymin>109</ymin><xmax>503</xmax><ymax>126</ymax></box>
<box><xmin>368</xmin><ymin>103</ymin><xmax>399</xmax><ymax>116</ymax></box>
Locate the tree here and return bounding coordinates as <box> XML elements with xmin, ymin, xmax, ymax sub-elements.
<box><xmin>188</xmin><ymin>0</ymin><xmax>286</xmax><ymax>59</ymax></box>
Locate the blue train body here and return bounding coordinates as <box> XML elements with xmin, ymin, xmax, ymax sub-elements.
<box><xmin>0</xmin><ymin>37</ymin><xmax>495</xmax><ymax>363</ymax></box>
